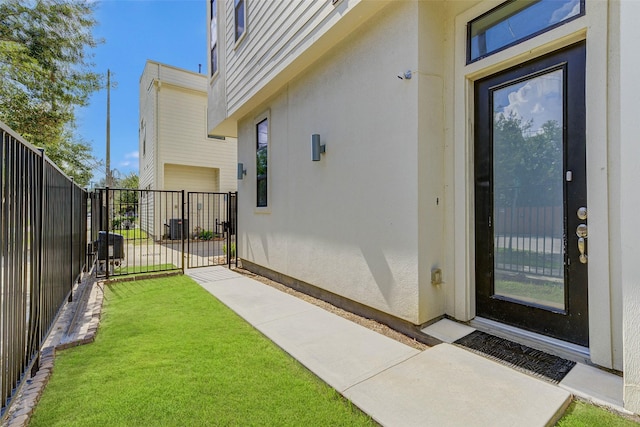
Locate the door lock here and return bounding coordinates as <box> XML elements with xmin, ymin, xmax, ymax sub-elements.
<box><xmin>577</xmin><ymin>206</ymin><xmax>587</xmax><ymax>220</ymax></box>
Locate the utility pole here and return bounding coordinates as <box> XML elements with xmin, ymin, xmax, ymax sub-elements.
<box><xmin>106</xmin><ymin>69</ymin><xmax>112</xmax><ymax>188</ymax></box>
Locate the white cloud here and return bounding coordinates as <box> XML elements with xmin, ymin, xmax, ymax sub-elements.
<box><xmin>497</xmin><ymin>69</ymin><xmax>563</xmax><ymax>133</ymax></box>
<box><xmin>549</xmin><ymin>0</ymin><xmax>580</xmax><ymax>25</ymax></box>
<box><xmin>531</xmin><ymin>103</ymin><xmax>545</xmax><ymax>114</ymax></box>
<box><xmin>117</xmin><ymin>151</ymin><xmax>140</xmax><ymax>169</ymax></box>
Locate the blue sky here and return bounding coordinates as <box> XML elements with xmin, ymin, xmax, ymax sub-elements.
<box><xmin>77</xmin><ymin>0</ymin><xmax>207</xmax><ymax>185</ymax></box>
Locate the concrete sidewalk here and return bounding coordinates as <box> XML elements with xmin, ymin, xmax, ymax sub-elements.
<box><xmin>187</xmin><ymin>267</ymin><xmax>577</xmax><ymax>427</ymax></box>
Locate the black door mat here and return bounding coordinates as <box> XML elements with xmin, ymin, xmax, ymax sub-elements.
<box><xmin>454</xmin><ymin>330</ymin><xmax>576</xmax><ymax>383</ymax></box>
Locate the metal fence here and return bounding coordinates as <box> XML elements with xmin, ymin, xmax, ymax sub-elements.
<box><xmin>1</xmin><ymin>122</ymin><xmax>87</xmax><ymax>419</ymax></box>
<box><xmin>493</xmin><ymin>205</ymin><xmax>564</xmax><ymax>278</ymax></box>
<box><xmin>187</xmin><ymin>192</ymin><xmax>237</xmax><ymax>269</ymax></box>
<box><xmin>88</xmin><ymin>189</ymin><xmax>237</xmax><ymax>278</ymax></box>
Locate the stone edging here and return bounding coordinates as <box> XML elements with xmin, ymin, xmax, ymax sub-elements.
<box><xmin>1</xmin><ymin>279</ymin><xmax>104</xmax><ymax>427</ymax></box>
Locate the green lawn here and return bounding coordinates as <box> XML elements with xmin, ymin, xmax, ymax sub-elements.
<box><xmin>113</xmin><ymin>263</ymin><xmax>178</xmax><ymax>276</ymax></box>
<box><xmin>495</xmin><ymin>279</ymin><xmax>564</xmax><ymax>309</ymax></box>
<box><xmin>556</xmin><ymin>401</ymin><xmax>640</xmax><ymax>426</ymax></box>
<box><xmin>495</xmin><ymin>247</ymin><xmax>563</xmax><ymax>271</ymax></box>
<box><xmin>114</xmin><ymin>228</ymin><xmax>148</xmax><ymax>240</ymax></box>
<box><xmin>30</xmin><ymin>276</ymin><xmax>375</xmax><ymax>427</ymax></box>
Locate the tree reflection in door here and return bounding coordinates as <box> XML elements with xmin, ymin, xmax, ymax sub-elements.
<box><xmin>492</xmin><ymin>68</ymin><xmax>565</xmax><ymax>310</ymax></box>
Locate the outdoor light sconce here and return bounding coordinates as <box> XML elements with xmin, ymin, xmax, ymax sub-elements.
<box><xmin>311</xmin><ymin>134</ymin><xmax>326</xmax><ymax>161</ymax></box>
<box><xmin>237</xmin><ymin>163</ymin><xmax>247</xmax><ymax>180</ymax></box>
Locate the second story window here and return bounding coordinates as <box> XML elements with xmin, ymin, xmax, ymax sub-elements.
<box><xmin>141</xmin><ymin>120</ymin><xmax>146</xmax><ymax>156</ymax></box>
<box><xmin>210</xmin><ymin>0</ymin><xmax>218</xmax><ymax>75</ymax></box>
<box><xmin>234</xmin><ymin>0</ymin><xmax>246</xmax><ymax>42</ymax></box>
<box><xmin>256</xmin><ymin>118</ymin><xmax>268</xmax><ymax>207</ymax></box>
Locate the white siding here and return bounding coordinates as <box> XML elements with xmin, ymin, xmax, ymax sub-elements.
<box><xmin>208</xmin><ymin>0</ymin><xmax>392</xmax><ymax>135</ymax></box>
<box><xmin>139</xmin><ymin>60</ymin><xmax>237</xmax><ymax>195</ymax></box>
<box><xmin>139</xmin><ymin>62</ymin><xmax>158</xmax><ymax>191</ymax></box>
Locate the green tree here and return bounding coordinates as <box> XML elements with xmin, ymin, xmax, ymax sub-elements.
<box><xmin>493</xmin><ymin>113</ymin><xmax>563</xmax><ymax>207</ymax></box>
<box><xmin>117</xmin><ymin>172</ymin><xmax>139</xmax><ymax>214</ymax></box>
<box><xmin>0</xmin><ymin>0</ymin><xmax>102</xmax><ymax>186</ymax></box>
<box><xmin>119</xmin><ymin>171</ymin><xmax>139</xmax><ymax>190</ymax></box>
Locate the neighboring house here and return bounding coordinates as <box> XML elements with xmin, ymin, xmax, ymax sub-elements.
<box><xmin>139</xmin><ymin>60</ymin><xmax>237</xmax><ymax>239</ymax></box>
<box><xmin>207</xmin><ymin>0</ymin><xmax>640</xmax><ymax>414</ymax></box>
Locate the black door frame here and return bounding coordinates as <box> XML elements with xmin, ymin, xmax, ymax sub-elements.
<box><xmin>474</xmin><ymin>42</ymin><xmax>588</xmax><ymax>346</ymax></box>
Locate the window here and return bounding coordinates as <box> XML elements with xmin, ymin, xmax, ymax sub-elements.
<box><xmin>210</xmin><ymin>0</ymin><xmax>218</xmax><ymax>75</ymax></box>
<box><xmin>256</xmin><ymin>118</ymin><xmax>268</xmax><ymax>207</ymax></box>
<box><xmin>141</xmin><ymin>120</ymin><xmax>146</xmax><ymax>156</ymax></box>
<box><xmin>467</xmin><ymin>0</ymin><xmax>584</xmax><ymax>63</ymax></box>
<box><xmin>234</xmin><ymin>0</ymin><xmax>246</xmax><ymax>42</ymax></box>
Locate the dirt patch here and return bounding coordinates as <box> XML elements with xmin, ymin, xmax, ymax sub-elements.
<box><xmin>233</xmin><ymin>267</ymin><xmax>428</xmax><ymax>351</ymax></box>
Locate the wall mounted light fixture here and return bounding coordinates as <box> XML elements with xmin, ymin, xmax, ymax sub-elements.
<box><xmin>397</xmin><ymin>70</ymin><xmax>412</xmax><ymax>80</ymax></box>
<box><xmin>311</xmin><ymin>134</ymin><xmax>326</xmax><ymax>161</ymax></box>
<box><xmin>237</xmin><ymin>163</ymin><xmax>247</xmax><ymax>179</ymax></box>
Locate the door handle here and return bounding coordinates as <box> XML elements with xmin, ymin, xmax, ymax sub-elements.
<box><xmin>576</xmin><ymin>223</ymin><xmax>588</xmax><ymax>264</ymax></box>
<box><xmin>577</xmin><ymin>237</ymin><xmax>587</xmax><ymax>264</ymax></box>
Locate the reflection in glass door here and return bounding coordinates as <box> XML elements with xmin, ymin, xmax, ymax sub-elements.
<box><xmin>492</xmin><ymin>69</ymin><xmax>565</xmax><ymax>310</ymax></box>
<box><xmin>474</xmin><ymin>42</ymin><xmax>588</xmax><ymax>346</ymax></box>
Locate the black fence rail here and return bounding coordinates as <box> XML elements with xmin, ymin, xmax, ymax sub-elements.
<box><xmin>493</xmin><ymin>204</ymin><xmax>564</xmax><ymax>278</ymax></box>
<box><xmin>1</xmin><ymin>121</ymin><xmax>87</xmax><ymax>420</ymax></box>
<box><xmin>88</xmin><ymin>189</ymin><xmax>237</xmax><ymax>278</ymax></box>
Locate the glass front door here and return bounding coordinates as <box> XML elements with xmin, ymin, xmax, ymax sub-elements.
<box><xmin>474</xmin><ymin>42</ymin><xmax>588</xmax><ymax>346</ymax></box>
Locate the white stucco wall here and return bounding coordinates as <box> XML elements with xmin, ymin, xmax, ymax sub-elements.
<box><xmin>212</xmin><ymin>1</ymin><xmax>634</xmax><ymax>402</ymax></box>
<box><xmin>237</xmin><ymin>2</ymin><xmax>439</xmax><ymax>324</ymax></box>
<box><xmin>620</xmin><ymin>0</ymin><xmax>640</xmax><ymax>414</ymax></box>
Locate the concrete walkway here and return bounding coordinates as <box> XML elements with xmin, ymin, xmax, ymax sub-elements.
<box><xmin>2</xmin><ymin>266</ymin><xmax>627</xmax><ymax>427</ymax></box>
<box><xmin>187</xmin><ymin>267</ymin><xmax>576</xmax><ymax>427</ymax></box>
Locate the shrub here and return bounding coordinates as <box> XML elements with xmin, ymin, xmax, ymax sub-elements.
<box><xmin>222</xmin><ymin>243</ymin><xmax>236</xmax><ymax>257</ymax></box>
<box><xmin>112</xmin><ymin>217</ymin><xmax>122</xmax><ymax>229</ymax></box>
<box><xmin>199</xmin><ymin>230</ymin><xmax>213</xmax><ymax>240</ymax></box>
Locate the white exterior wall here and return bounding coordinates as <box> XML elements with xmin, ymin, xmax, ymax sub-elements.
<box><xmin>620</xmin><ymin>0</ymin><xmax>640</xmax><ymax>414</ymax></box>
<box><xmin>140</xmin><ymin>60</ymin><xmax>237</xmax><ymax>193</ymax></box>
<box><xmin>237</xmin><ymin>2</ymin><xmax>433</xmax><ymax>324</ymax></box>
<box><xmin>164</xmin><ymin>164</ymin><xmax>219</xmax><ymax>192</ymax></box>
<box><xmin>139</xmin><ymin>64</ymin><xmax>157</xmax><ymax>192</ymax></box>
<box><xmin>210</xmin><ymin>0</ymin><xmax>638</xmax><ymax>414</ymax></box>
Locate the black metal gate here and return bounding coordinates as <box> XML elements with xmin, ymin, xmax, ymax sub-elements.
<box><xmin>186</xmin><ymin>192</ymin><xmax>237</xmax><ymax>268</ymax></box>
<box><xmin>88</xmin><ymin>189</ymin><xmax>237</xmax><ymax>277</ymax></box>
